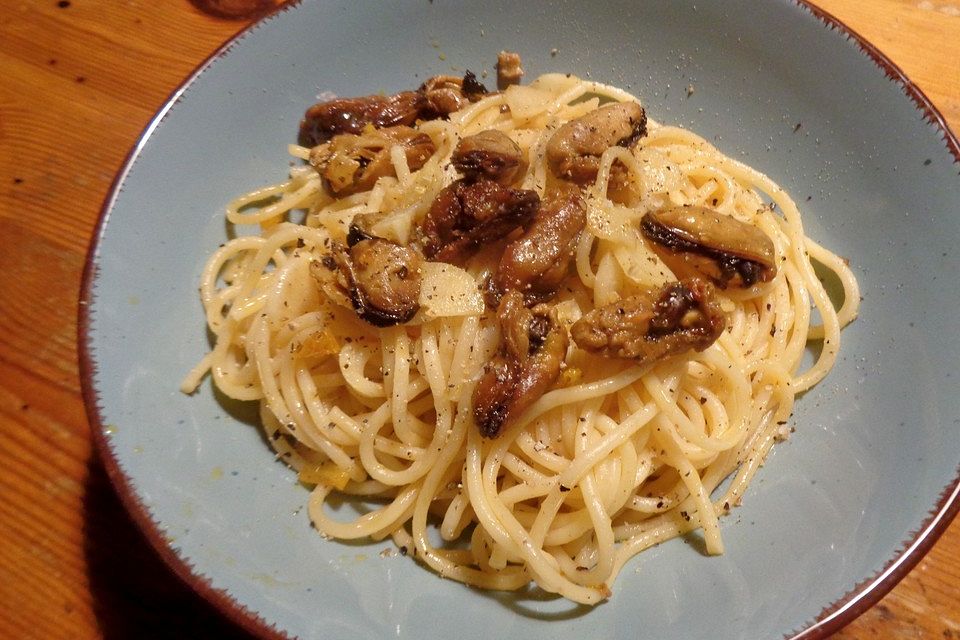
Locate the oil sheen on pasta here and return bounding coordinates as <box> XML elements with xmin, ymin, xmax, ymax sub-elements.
<box><xmin>182</xmin><ymin>71</ymin><xmax>859</xmax><ymax>604</ymax></box>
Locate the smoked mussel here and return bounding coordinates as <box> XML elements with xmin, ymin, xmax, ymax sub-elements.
<box><xmin>421</xmin><ymin>179</ymin><xmax>540</xmax><ymax>263</ymax></box>
<box><xmin>451</xmin><ymin>130</ymin><xmax>527</xmax><ymax>185</ymax></box>
<box><xmin>331</xmin><ymin>237</ymin><xmax>423</xmax><ymax>327</ymax></box>
<box><xmin>495</xmin><ymin>51</ymin><xmax>524</xmax><ymax>90</ymax></box>
<box><xmin>299</xmin><ymin>92</ymin><xmax>424</xmax><ymax>147</ymax></box>
<box><xmin>485</xmin><ymin>183</ymin><xmax>586</xmax><ymax>306</ymax></box>
<box><xmin>640</xmin><ymin>205</ymin><xmax>777</xmax><ymax>289</ymax></box>
<box><xmin>299</xmin><ymin>71</ymin><xmax>490</xmax><ymax>146</ymax></box>
<box><xmin>309</xmin><ymin>126</ymin><xmax>436</xmax><ymax>195</ymax></box>
<box><xmin>546</xmin><ymin>101</ymin><xmax>647</xmax><ymax>185</ymax></box>
<box><xmin>473</xmin><ymin>291</ymin><xmax>568</xmax><ymax>437</ymax></box>
<box><xmin>571</xmin><ymin>278</ymin><xmax>725</xmax><ymax>363</ymax></box>
<box><xmin>419</xmin><ymin>72</ymin><xmax>489</xmax><ymax>118</ymax></box>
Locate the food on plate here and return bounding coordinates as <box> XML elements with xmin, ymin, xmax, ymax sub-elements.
<box><xmin>182</xmin><ymin>52</ymin><xmax>859</xmax><ymax>604</ymax></box>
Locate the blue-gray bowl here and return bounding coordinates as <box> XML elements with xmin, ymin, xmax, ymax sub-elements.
<box><xmin>80</xmin><ymin>1</ymin><xmax>960</xmax><ymax>638</ymax></box>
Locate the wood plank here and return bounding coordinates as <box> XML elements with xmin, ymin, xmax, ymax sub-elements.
<box><xmin>817</xmin><ymin>0</ymin><xmax>960</xmax><ymax>126</ymax></box>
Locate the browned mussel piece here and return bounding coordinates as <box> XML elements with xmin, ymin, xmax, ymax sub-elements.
<box><xmin>571</xmin><ymin>278</ymin><xmax>725</xmax><ymax>363</ymax></box>
<box><xmin>473</xmin><ymin>291</ymin><xmax>568</xmax><ymax>437</ymax></box>
<box><xmin>640</xmin><ymin>205</ymin><xmax>777</xmax><ymax>289</ymax></box>
<box><xmin>485</xmin><ymin>183</ymin><xmax>586</xmax><ymax>306</ymax></box>
<box><xmin>309</xmin><ymin>126</ymin><xmax>436</xmax><ymax>196</ymax></box>
<box><xmin>329</xmin><ymin>233</ymin><xmax>423</xmax><ymax>327</ymax></box>
<box><xmin>545</xmin><ymin>101</ymin><xmax>647</xmax><ymax>185</ymax></box>
<box><xmin>420</xmin><ymin>179</ymin><xmax>540</xmax><ymax>263</ymax></box>
<box><xmin>419</xmin><ymin>71</ymin><xmax>489</xmax><ymax>118</ymax></box>
<box><xmin>299</xmin><ymin>92</ymin><xmax>424</xmax><ymax>147</ymax></box>
<box><xmin>299</xmin><ymin>71</ymin><xmax>489</xmax><ymax>146</ymax></box>
<box><xmin>495</xmin><ymin>51</ymin><xmax>524</xmax><ymax>90</ymax></box>
<box><xmin>451</xmin><ymin>130</ymin><xmax>527</xmax><ymax>185</ymax></box>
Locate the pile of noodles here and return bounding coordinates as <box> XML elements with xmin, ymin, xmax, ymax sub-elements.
<box><xmin>182</xmin><ymin>73</ymin><xmax>858</xmax><ymax>603</ymax></box>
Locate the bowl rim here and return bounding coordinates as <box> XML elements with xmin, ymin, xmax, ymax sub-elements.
<box><xmin>77</xmin><ymin>1</ymin><xmax>960</xmax><ymax>638</ymax></box>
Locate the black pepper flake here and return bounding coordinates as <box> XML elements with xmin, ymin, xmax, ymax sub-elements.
<box><xmin>296</xmin><ymin>238</ymin><xmax>306</xmax><ymax>248</ymax></box>
<box><xmin>923</xmin><ymin>158</ymin><xmax>932</xmax><ymax>166</ymax></box>
<box><xmin>699</xmin><ymin>397</ymin><xmax>707</xmax><ymax>405</ymax></box>
<box><xmin>559</xmin><ymin>484</ymin><xmax>571</xmax><ymax>492</ymax></box>
<box><xmin>57</xmin><ymin>0</ymin><xmax>70</xmax><ymax>7</ymax></box>
<box><xmin>793</xmin><ymin>122</ymin><xmax>802</xmax><ymax>133</ymax></box>
<box><xmin>399</xmin><ymin>546</ymin><xmax>408</xmax><ymax>556</ymax></box>
<box><xmin>680</xmin><ymin>510</ymin><xmax>690</xmax><ymax>521</ymax></box>
<box><xmin>769</xmin><ymin>326</ymin><xmax>776</xmax><ymax>337</ymax></box>
<box><xmin>75</xmin><ymin>76</ymin><xmax>86</xmax><ymax>83</ymax></box>
<box><xmin>777</xmin><ymin>420</ymin><xmax>788</xmax><ymax>425</ymax></box>
<box><xmin>656</xmin><ymin>500</ymin><xmax>664</xmax><ymax>509</ymax></box>
<box><xmin>13</xmin><ymin>177</ymin><xmax>23</xmax><ymax>184</ymax></box>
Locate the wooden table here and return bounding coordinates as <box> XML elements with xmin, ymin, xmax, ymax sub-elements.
<box><xmin>1</xmin><ymin>1</ymin><xmax>957</xmax><ymax>637</ymax></box>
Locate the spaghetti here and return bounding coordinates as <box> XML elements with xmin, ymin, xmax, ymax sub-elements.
<box><xmin>182</xmin><ymin>71</ymin><xmax>858</xmax><ymax>604</ymax></box>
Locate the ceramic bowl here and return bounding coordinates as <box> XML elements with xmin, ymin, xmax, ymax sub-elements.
<box><xmin>80</xmin><ymin>1</ymin><xmax>960</xmax><ymax>638</ymax></box>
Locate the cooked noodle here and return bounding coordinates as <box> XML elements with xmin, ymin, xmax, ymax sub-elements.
<box><xmin>182</xmin><ymin>73</ymin><xmax>859</xmax><ymax>604</ymax></box>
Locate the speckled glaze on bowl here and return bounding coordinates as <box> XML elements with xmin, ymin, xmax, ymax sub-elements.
<box><xmin>79</xmin><ymin>1</ymin><xmax>960</xmax><ymax>638</ymax></box>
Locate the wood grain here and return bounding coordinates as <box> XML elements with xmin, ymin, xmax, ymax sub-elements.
<box><xmin>0</xmin><ymin>1</ymin><xmax>957</xmax><ymax>638</ymax></box>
